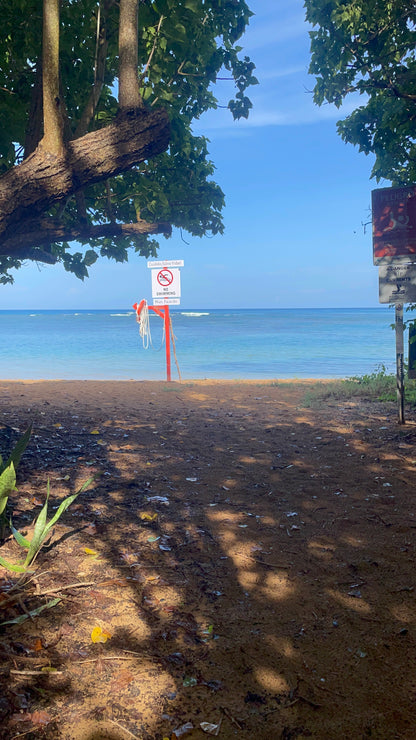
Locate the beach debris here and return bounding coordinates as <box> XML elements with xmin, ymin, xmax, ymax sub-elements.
<box><xmin>186</xmin><ymin>477</ymin><xmax>198</xmax><ymax>482</ymax></box>
<box><xmin>200</xmin><ymin>719</ymin><xmax>222</xmax><ymax>735</ymax></box>
<box><xmin>10</xmin><ymin>709</ymin><xmax>53</xmax><ymax>729</ymax></box>
<box><xmin>146</xmin><ymin>495</ymin><xmax>169</xmax><ymax>505</ymax></box>
<box><xmin>159</xmin><ymin>536</ymin><xmax>172</xmax><ymax>551</ymax></box>
<box><xmin>201</xmin><ymin>624</ymin><xmax>215</xmax><ymax>640</ymax></box>
<box><xmin>171</xmin><ymin>721</ymin><xmax>194</xmax><ymax>738</ymax></box>
<box><xmin>183</xmin><ymin>676</ymin><xmax>197</xmax><ymax>687</ymax></box>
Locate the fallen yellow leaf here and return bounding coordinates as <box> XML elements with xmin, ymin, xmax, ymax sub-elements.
<box><xmin>140</xmin><ymin>512</ymin><xmax>158</xmax><ymax>522</ymax></box>
<box><xmin>84</xmin><ymin>548</ymin><xmax>98</xmax><ymax>556</ymax></box>
<box><xmin>91</xmin><ymin>626</ymin><xmax>112</xmax><ymax>643</ymax></box>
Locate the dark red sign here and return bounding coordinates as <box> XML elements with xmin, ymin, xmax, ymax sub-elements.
<box><xmin>372</xmin><ymin>185</ymin><xmax>416</xmax><ymax>264</ymax></box>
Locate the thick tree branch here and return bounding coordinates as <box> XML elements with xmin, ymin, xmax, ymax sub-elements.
<box><xmin>0</xmin><ymin>107</ymin><xmax>170</xmax><ymax>246</ymax></box>
<box><xmin>1</xmin><ymin>219</ymin><xmax>172</xmax><ymax>258</ymax></box>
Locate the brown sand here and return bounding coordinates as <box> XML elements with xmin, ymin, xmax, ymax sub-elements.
<box><xmin>0</xmin><ymin>379</ymin><xmax>415</xmax><ymax>740</ymax></box>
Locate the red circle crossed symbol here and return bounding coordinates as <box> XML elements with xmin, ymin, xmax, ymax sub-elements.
<box><xmin>157</xmin><ymin>268</ymin><xmax>173</xmax><ymax>287</ymax></box>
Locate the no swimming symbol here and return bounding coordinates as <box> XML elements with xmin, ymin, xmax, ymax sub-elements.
<box><xmin>157</xmin><ymin>268</ymin><xmax>174</xmax><ymax>287</ymax></box>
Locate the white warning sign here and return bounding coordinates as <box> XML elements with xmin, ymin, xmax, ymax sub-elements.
<box><xmin>151</xmin><ymin>267</ymin><xmax>181</xmax><ymax>301</ymax></box>
<box><xmin>379</xmin><ymin>263</ymin><xmax>416</xmax><ymax>304</ymax></box>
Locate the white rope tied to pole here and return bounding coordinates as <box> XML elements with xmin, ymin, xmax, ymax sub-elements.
<box><xmin>136</xmin><ymin>300</ymin><xmax>164</xmax><ymax>351</ymax></box>
<box><xmin>137</xmin><ymin>300</ymin><xmax>151</xmax><ymax>349</ymax></box>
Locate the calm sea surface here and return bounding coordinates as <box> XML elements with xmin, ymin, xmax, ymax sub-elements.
<box><xmin>0</xmin><ymin>307</ymin><xmax>405</xmax><ymax>381</ymax></box>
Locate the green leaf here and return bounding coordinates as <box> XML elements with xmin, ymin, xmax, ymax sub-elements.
<box><xmin>10</xmin><ymin>519</ymin><xmax>30</xmax><ymax>549</ymax></box>
<box><xmin>184</xmin><ymin>0</ymin><xmax>199</xmax><ymax>12</ymax></box>
<box><xmin>3</xmin><ymin>424</ymin><xmax>32</xmax><ymax>474</ymax></box>
<box><xmin>23</xmin><ymin>481</ymin><xmax>51</xmax><ymax>566</ymax></box>
<box><xmin>0</xmin><ymin>463</ymin><xmax>16</xmax><ymax>515</ymax></box>
<box><xmin>43</xmin><ymin>477</ymin><xmax>93</xmax><ymax>536</ymax></box>
<box><xmin>0</xmin><ymin>553</ymin><xmax>28</xmax><ymax>572</ymax></box>
<box><xmin>42</xmin><ymin>492</ymin><xmax>80</xmax><ymax>539</ymax></box>
<box><xmin>0</xmin><ymin>597</ymin><xmax>61</xmax><ymax>625</ymax></box>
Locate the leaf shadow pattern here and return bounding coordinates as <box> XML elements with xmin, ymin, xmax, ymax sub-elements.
<box><xmin>0</xmin><ymin>380</ymin><xmax>415</xmax><ymax>740</ymax></box>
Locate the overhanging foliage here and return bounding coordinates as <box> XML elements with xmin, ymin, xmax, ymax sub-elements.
<box><xmin>0</xmin><ymin>0</ymin><xmax>257</xmax><ymax>282</ymax></box>
<box><xmin>305</xmin><ymin>0</ymin><xmax>416</xmax><ymax>186</ymax></box>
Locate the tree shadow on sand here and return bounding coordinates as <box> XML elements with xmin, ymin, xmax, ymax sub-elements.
<box><xmin>0</xmin><ymin>380</ymin><xmax>415</xmax><ymax>739</ymax></box>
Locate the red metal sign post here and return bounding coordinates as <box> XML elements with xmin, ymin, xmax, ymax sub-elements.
<box><xmin>163</xmin><ymin>304</ymin><xmax>171</xmax><ymax>382</ymax></box>
<box><xmin>134</xmin><ymin>259</ymin><xmax>183</xmax><ymax>382</ymax></box>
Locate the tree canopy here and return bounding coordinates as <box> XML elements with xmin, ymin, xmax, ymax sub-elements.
<box><xmin>305</xmin><ymin>0</ymin><xmax>416</xmax><ymax>186</ymax></box>
<box><xmin>0</xmin><ymin>0</ymin><xmax>257</xmax><ymax>283</ymax></box>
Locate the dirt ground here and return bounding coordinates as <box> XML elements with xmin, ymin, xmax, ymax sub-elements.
<box><xmin>0</xmin><ymin>379</ymin><xmax>415</xmax><ymax>740</ymax></box>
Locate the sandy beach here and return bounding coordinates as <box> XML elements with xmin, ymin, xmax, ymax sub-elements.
<box><xmin>0</xmin><ymin>379</ymin><xmax>415</xmax><ymax>739</ymax></box>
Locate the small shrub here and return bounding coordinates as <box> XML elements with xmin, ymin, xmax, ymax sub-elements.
<box><xmin>302</xmin><ymin>366</ymin><xmax>396</xmax><ymax>407</ymax></box>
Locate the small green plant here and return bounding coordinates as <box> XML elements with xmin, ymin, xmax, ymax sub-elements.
<box><xmin>0</xmin><ymin>477</ymin><xmax>93</xmax><ymax>572</ymax></box>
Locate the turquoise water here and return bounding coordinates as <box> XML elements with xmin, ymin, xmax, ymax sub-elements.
<box><xmin>0</xmin><ymin>307</ymin><xmax>403</xmax><ymax>380</ymax></box>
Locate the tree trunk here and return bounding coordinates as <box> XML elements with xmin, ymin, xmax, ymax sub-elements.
<box><xmin>0</xmin><ymin>107</ymin><xmax>170</xmax><ymax>254</ymax></box>
<box><xmin>118</xmin><ymin>0</ymin><xmax>142</xmax><ymax>110</ymax></box>
<box><xmin>42</xmin><ymin>0</ymin><xmax>64</xmax><ymax>154</ymax></box>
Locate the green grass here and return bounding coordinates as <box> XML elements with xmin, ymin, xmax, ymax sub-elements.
<box><xmin>301</xmin><ymin>366</ymin><xmax>400</xmax><ymax>407</ymax></box>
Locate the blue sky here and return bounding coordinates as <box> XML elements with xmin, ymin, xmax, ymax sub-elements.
<box><xmin>0</xmin><ymin>0</ymin><xmax>381</xmax><ymax>310</ymax></box>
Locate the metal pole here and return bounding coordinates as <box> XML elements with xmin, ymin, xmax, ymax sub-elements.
<box><xmin>164</xmin><ymin>305</ymin><xmax>171</xmax><ymax>381</ymax></box>
<box><xmin>395</xmin><ymin>303</ymin><xmax>405</xmax><ymax>424</ymax></box>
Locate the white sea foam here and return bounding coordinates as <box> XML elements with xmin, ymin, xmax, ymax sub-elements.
<box><xmin>181</xmin><ymin>312</ymin><xmax>210</xmax><ymax>317</ymax></box>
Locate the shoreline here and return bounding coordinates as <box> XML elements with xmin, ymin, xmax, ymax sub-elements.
<box><xmin>0</xmin><ymin>377</ymin><xmax>339</xmax><ymax>384</ymax></box>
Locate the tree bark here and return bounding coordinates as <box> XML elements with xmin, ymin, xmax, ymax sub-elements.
<box><xmin>42</xmin><ymin>0</ymin><xmax>64</xmax><ymax>154</ymax></box>
<box><xmin>75</xmin><ymin>0</ymin><xmax>115</xmax><ymax>138</ymax></box>
<box><xmin>119</xmin><ymin>0</ymin><xmax>143</xmax><ymax>110</ymax></box>
<box><xmin>4</xmin><ymin>220</ymin><xmax>172</xmax><ymax>260</ymax></box>
<box><xmin>0</xmin><ymin>107</ymin><xmax>170</xmax><ymax>253</ymax></box>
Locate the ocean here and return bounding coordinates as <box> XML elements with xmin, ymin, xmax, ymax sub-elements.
<box><xmin>0</xmin><ymin>307</ymin><xmax>405</xmax><ymax>381</ymax></box>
